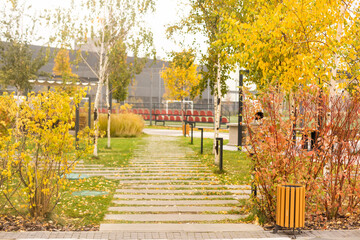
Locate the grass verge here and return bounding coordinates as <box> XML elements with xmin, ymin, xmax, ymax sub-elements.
<box><xmin>179</xmin><ymin>136</ymin><xmax>252</xmax><ymax>185</ymax></box>
<box><xmin>1</xmin><ymin>137</ymin><xmax>143</xmax><ymax>230</ymax></box>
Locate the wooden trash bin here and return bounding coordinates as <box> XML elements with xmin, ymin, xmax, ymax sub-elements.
<box><xmin>275</xmin><ymin>184</ymin><xmax>305</xmax><ymax>232</ymax></box>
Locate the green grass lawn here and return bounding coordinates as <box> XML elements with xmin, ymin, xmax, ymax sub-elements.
<box><xmin>55</xmin><ymin>137</ymin><xmax>144</xmax><ymax>228</ymax></box>
<box><xmin>0</xmin><ymin>137</ymin><xmax>143</xmax><ymax>229</ymax></box>
<box><xmin>180</xmin><ymin>136</ymin><xmax>252</xmax><ymax>185</ymax></box>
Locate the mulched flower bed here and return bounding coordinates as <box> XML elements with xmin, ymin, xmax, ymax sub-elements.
<box><xmin>264</xmin><ymin>214</ymin><xmax>360</xmax><ymax>231</ymax></box>
<box><xmin>0</xmin><ymin>215</ymin><xmax>98</xmax><ymax>232</ymax></box>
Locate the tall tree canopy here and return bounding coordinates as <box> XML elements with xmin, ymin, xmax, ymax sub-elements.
<box><xmin>0</xmin><ymin>0</ymin><xmax>47</xmax><ymax>94</ymax></box>
<box><xmin>219</xmin><ymin>0</ymin><xmax>359</xmax><ymax>93</ymax></box>
<box><xmin>50</xmin><ymin>0</ymin><xmax>155</xmax><ymax>155</ymax></box>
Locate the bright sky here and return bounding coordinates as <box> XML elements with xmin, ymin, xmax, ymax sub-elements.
<box><xmin>27</xmin><ymin>0</ymin><xmax>239</xmax><ymax>92</ymax></box>
<box><xmin>29</xmin><ymin>0</ymin><xmax>207</xmax><ymax>61</ymax></box>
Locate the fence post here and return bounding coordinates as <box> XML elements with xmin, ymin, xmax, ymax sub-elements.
<box><xmin>88</xmin><ymin>94</ymin><xmax>91</xmax><ymax>128</ymax></box>
<box><xmin>216</xmin><ymin>137</ymin><xmax>223</xmax><ymax>171</ymax></box>
<box><xmin>198</xmin><ymin>128</ymin><xmax>203</xmax><ymax>154</ymax></box>
<box><xmin>190</xmin><ymin>123</ymin><xmax>194</xmax><ymax>144</ymax></box>
<box><xmin>184</xmin><ymin>121</ymin><xmax>187</xmax><ymax>137</ymax></box>
<box><xmin>75</xmin><ymin>103</ymin><xmax>80</xmax><ymax>149</ymax></box>
<box><xmin>150</xmin><ymin>103</ymin><xmax>153</xmax><ymax>126</ymax></box>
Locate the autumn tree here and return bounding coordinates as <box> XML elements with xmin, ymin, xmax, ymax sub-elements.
<box><xmin>105</xmin><ymin>39</ymin><xmax>148</xmax><ymax>148</ymax></box>
<box><xmin>219</xmin><ymin>0</ymin><xmax>357</xmax><ymax>94</ymax></box>
<box><xmin>50</xmin><ymin>0</ymin><xmax>155</xmax><ymax>155</ymax></box>
<box><xmin>167</xmin><ymin>0</ymin><xmax>236</xmax><ymax>164</ymax></box>
<box><xmin>53</xmin><ymin>48</ymin><xmax>78</xmax><ymax>81</ymax></box>
<box><xmin>0</xmin><ymin>0</ymin><xmax>47</xmax><ymax>95</ymax></box>
<box><xmin>161</xmin><ymin>49</ymin><xmax>201</xmax><ymax>125</ymax></box>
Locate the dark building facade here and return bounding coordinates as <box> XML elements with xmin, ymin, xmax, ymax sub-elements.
<box><xmin>0</xmin><ymin>44</ymin><xmax>214</xmax><ymax>109</ymax></box>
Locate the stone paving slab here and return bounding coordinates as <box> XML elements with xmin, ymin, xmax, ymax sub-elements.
<box><xmin>113</xmin><ymin>194</ymin><xmax>238</xmax><ymax>199</ymax></box>
<box><xmin>118</xmin><ymin>168</ymin><xmax>209</xmax><ymax>171</ymax></box>
<box><xmin>73</xmin><ymin>169</ymin><xmax>212</xmax><ymax>173</ymax></box>
<box><xmin>115</xmin><ymin>189</ymin><xmax>251</xmax><ymax>194</ymax></box>
<box><xmin>2</xmin><ymin>230</ymin><xmax>360</xmax><ymax>239</ymax></box>
<box><xmin>121</xmin><ymin>184</ymin><xmax>251</xmax><ymax>189</ymax></box>
<box><xmin>108</xmin><ymin>206</ymin><xmax>238</xmax><ymax>212</ymax></box>
<box><xmin>99</xmin><ymin>223</ymin><xmax>262</xmax><ymax>232</ymax></box>
<box><xmin>109</xmin><ymin>175</ymin><xmax>218</xmax><ymax>180</ymax></box>
<box><xmin>76</xmin><ymin>173</ymin><xmax>214</xmax><ymax>177</ymax></box>
<box><xmin>108</xmin><ymin>179</ymin><xmax>220</xmax><ymax>183</ymax></box>
<box><xmin>104</xmin><ymin>213</ymin><xmax>245</xmax><ymax>221</ymax></box>
<box><xmin>131</xmin><ymin>160</ymin><xmax>201</xmax><ymax>163</ymax></box>
<box><xmin>112</xmin><ymin>199</ymin><xmax>240</xmax><ymax>205</ymax></box>
<box><xmin>129</xmin><ymin>164</ymin><xmax>204</xmax><ymax>167</ymax></box>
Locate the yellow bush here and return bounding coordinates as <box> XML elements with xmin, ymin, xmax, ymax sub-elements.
<box><xmin>99</xmin><ymin>113</ymin><xmax>144</xmax><ymax>137</ymax></box>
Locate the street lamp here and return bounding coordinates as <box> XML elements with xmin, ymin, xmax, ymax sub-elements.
<box><xmin>238</xmin><ymin>69</ymin><xmax>249</xmax><ymax>150</ymax></box>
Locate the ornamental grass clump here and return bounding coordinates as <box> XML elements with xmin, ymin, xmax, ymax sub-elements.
<box><xmin>244</xmin><ymin>86</ymin><xmax>360</xmax><ymax>224</ymax></box>
<box><xmin>99</xmin><ymin>113</ymin><xmax>144</xmax><ymax>137</ymax></box>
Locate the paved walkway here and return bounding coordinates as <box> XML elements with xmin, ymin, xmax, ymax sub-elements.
<box><xmin>143</xmin><ymin>128</ymin><xmax>239</xmax><ymax>151</ymax></box>
<box><xmin>143</xmin><ymin>128</ymin><xmax>229</xmax><ymax>140</ymax></box>
<box><xmin>100</xmin><ymin>135</ymin><xmax>250</xmax><ymax>226</ymax></box>
<box><xmin>2</xmin><ymin>134</ymin><xmax>360</xmax><ymax>239</ymax></box>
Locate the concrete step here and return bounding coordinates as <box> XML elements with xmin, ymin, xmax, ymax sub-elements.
<box><xmin>108</xmin><ymin>176</ymin><xmax>218</xmax><ymax>180</ymax></box>
<box><xmin>120</xmin><ymin>184</ymin><xmax>251</xmax><ymax>189</ymax></box>
<box><xmin>112</xmin><ymin>199</ymin><xmax>240</xmax><ymax>205</ymax></box>
<box><xmin>129</xmin><ymin>163</ymin><xmax>205</xmax><ymax>169</ymax></box>
<box><xmin>113</xmin><ymin>194</ymin><xmax>242</xmax><ymax>200</ymax></box>
<box><xmin>73</xmin><ymin>172</ymin><xmax>213</xmax><ymax>177</ymax></box>
<box><xmin>104</xmin><ymin>214</ymin><xmax>246</xmax><ymax>222</ymax></box>
<box><xmin>73</xmin><ymin>169</ymin><xmax>212</xmax><ymax>173</ymax></box>
<box><xmin>115</xmin><ymin>189</ymin><xmax>251</xmax><ymax>194</ymax></box>
<box><xmin>108</xmin><ymin>206</ymin><xmax>238</xmax><ymax>213</ymax></box>
<box><xmin>99</xmin><ymin>223</ymin><xmax>263</xmax><ymax>232</ymax></box>
<box><xmin>109</xmin><ymin>179</ymin><xmax>221</xmax><ymax>184</ymax></box>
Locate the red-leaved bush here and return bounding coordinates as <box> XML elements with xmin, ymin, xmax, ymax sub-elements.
<box><xmin>244</xmin><ymin>86</ymin><xmax>360</xmax><ymax>223</ymax></box>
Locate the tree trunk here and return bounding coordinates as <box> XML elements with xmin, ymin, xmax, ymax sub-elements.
<box><xmin>93</xmin><ymin>22</ymin><xmax>108</xmax><ymax>157</ymax></box>
<box><xmin>106</xmin><ymin>75</ymin><xmax>111</xmax><ymax>148</ymax></box>
<box><xmin>213</xmin><ymin>54</ymin><xmax>222</xmax><ymax>165</ymax></box>
<box><xmin>329</xmin><ymin>5</ymin><xmax>345</xmax><ymax>102</ymax></box>
<box><xmin>15</xmin><ymin>89</ymin><xmax>21</xmax><ymax>141</ymax></box>
<box><xmin>181</xmin><ymin>98</ymin><xmax>185</xmax><ymax>135</ymax></box>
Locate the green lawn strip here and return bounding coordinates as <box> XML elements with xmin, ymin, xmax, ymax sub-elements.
<box><xmin>179</xmin><ymin>137</ymin><xmax>252</xmax><ymax>185</ymax></box>
<box><xmin>0</xmin><ymin>137</ymin><xmax>143</xmax><ymax>228</ymax></box>
<box><xmin>53</xmin><ymin>177</ymin><xmax>119</xmax><ymax>228</ymax></box>
<box><xmin>83</xmin><ymin>137</ymin><xmax>145</xmax><ymax>167</ymax></box>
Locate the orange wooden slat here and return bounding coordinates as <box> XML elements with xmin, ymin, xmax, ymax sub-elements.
<box><xmin>285</xmin><ymin>187</ymin><xmax>290</xmax><ymax>228</ymax></box>
<box><xmin>280</xmin><ymin>186</ymin><xmax>285</xmax><ymax>226</ymax></box>
<box><xmin>295</xmin><ymin>187</ymin><xmax>300</xmax><ymax>228</ymax></box>
<box><xmin>290</xmin><ymin>187</ymin><xmax>295</xmax><ymax>228</ymax></box>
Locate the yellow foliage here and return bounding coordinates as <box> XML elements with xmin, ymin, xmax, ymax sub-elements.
<box><xmin>0</xmin><ymin>89</ymin><xmax>93</xmax><ymax>218</ymax></box>
<box><xmin>53</xmin><ymin>49</ymin><xmax>78</xmax><ymax>78</ymax></box>
<box><xmin>219</xmin><ymin>0</ymin><xmax>359</xmax><ymax>92</ymax></box>
<box><xmin>161</xmin><ymin>51</ymin><xmax>202</xmax><ymax>101</ymax></box>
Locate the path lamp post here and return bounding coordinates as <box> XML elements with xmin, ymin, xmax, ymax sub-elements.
<box><xmin>238</xmin><ymin>70</ymin><xmax>249</xmax><ymax>150</ymax></box>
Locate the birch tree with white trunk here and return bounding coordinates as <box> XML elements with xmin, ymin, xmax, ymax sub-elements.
<box><xmin>51</xmin><ymin>0</ymin><xmax>154</xmax><ymax>156</ymax></box>
<box><xmin>167</xmin><ymin>0</ymin><xmax>234</xmax><ymax>166</ymax></box>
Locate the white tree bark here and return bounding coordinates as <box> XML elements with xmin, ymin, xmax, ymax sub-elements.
<box><xmin>329</xmin><ymin>5</ymin><xmax>346</xmax><ymax>101</ymax></box>
<box><xmin>93</xmin><ymin>14</ymin><xmax>108</xmax><ymax>157</ymax></box>
<box><xmin>213</xmin><ymin>54</ymin><xmax>222</xmax><ymax>165</ymax></box>
<box><xmin>106</xmin><ymin>75</ymin><xmax>111</xmax><ymax>148</ymax></box>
